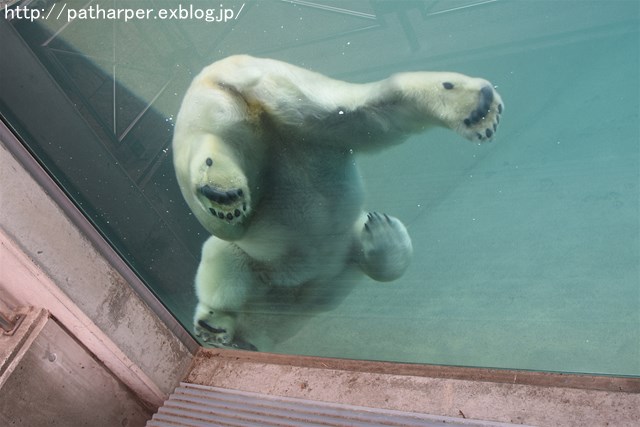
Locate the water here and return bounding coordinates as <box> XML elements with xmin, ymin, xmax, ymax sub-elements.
<box><xmin>1</xmin><ymin>0</ymin><xmax>638</xmax><ymax>376</ymax></box>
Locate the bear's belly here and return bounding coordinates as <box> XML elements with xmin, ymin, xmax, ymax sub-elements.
<box><xmin>236</xmin><ymin>179</ymin><xmax>363</xmax><ymax>285</ymax></box>
<box><xmin>232</xmin><ymin>150</ymin><xmax>364</xmax><ymax>285</ymax></box>
<box><xmin>240</xmin><ymin>196</ymin><xmax>360</xmax><ymax>256</ymax></box>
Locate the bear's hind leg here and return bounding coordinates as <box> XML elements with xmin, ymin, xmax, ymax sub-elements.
<box><xmin>194</xmin><ymin>236</ymin><xmax>258</xmax><ymax>350</ymax></box>
<box><xmin>355</xmin><ymin>212</ymin><xmax>413</xmax><ymax>282</ymax></box>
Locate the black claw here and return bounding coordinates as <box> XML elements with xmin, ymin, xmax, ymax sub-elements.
<box><xmin>209</xmin><ymin>207</ymin><xmax>217</xmax><ymax>216</ymax></box>
<box><xmin>485</xmin><ymin>128</ymin><xmax>493</xmax><ymax>138</ymax></box>
<box><xmin>364</xmin><ymin>223</ymin><xmax>370</xmax><ymax>232</ymax></box>
<box><xmin>498</xmin><ymin>103</ymin><xmax>503</xmax><ymax>114</ymax></box>
<box><xmin>218</xmin><ymin>212</ymin><xmax>224</xmax><ymax>219</ymax></box>
<box><xmin>226</xmin><ymin>213</ymin><xmax>233</xmax><ymax>220</ymax></box>
<box><xmin>234</xmin><ymin>209</ymin><xmax>241</xmax><ymax>217</ymax></box>
<box><xmin>464</xmin><ymin>118</ymin><xmax>471</xmax><ymax>127</ymax></box>
<box><xmin>206</xmin><ymin>158</ymin><xmax>213</xmax><ymax>167</ymax></box>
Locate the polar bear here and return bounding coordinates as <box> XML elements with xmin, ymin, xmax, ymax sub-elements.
<box><xmin>173</xmin><ymin>55</ymin><xmax>503</xmax><ymax>349</ymax></box>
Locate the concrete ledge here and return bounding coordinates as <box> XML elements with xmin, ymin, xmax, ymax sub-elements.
<box><xmin>186</xmin><ymin>349</ymin><xmax>640</xmax><ymax>427</ymax></box>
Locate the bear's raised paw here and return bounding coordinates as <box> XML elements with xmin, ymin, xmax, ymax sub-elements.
<box><xmin>462</xmin><ymin>85</ymin><xmax>503</xmax><ymax>142</ymax></box>
<box><xmin>193</xmin><ymin>154</ymin><xmax>252</xmax><ymax>228</ymax></box>
<box><xmin>359</xmin><ymin>212</ymin><xmax>413</xmax><ymax>282</ymax></box>
<box><xmin>199</xmin><ymin>184</ymin><xmax>248</xmax><ymax>222</ymax></box>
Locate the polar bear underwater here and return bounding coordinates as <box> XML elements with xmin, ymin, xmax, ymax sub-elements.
<box><xmin>173</xmin><ymin>55</ymin><xmax>503</xmax><ymax>350</ymax></box>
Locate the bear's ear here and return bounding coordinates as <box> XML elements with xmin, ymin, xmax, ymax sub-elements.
<box><xmin>442</xmin><ymin>82</ymin><xmax>455</xmax><ymax>90</ymax></box>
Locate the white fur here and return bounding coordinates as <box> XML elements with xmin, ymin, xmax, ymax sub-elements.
<box><xmin>172</xmin><ymin>55</ymin><xmax>503</xmax><ymax>348</ymax></box>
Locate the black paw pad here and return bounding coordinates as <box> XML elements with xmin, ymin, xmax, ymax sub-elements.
<box><xmin>464</xmin><ymin>86</ymin><xmax>494</xmax><ymax>127</ymax></box>
<box><xmin>197</xmin><ymin>320</ymin><xmax>227</xmax><ymax>334</ymax></box>
<box><xmin>199</xmin><ymin>185</ymin><xmax>243</xmax><ymax>205</ymax></box>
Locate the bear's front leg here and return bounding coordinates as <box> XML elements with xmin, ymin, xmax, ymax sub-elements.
<box><xmin>175</xmin><ymin>133</ymin><xmax>260</xmax><ymax>241</ymax></box>
<box><xmin>193</xmin><ymin>236</ymin><xmax>257</xmax><ymax>350</ymax></box>
<box><xmin>385</xmin><ymin>71</ymin><xmax>504</xmax><ymax>142</ymax></box>
<box><xmin>193</xmin><ymin>144</ymin><xmax>250</xmax><ymax>227</ymax></box>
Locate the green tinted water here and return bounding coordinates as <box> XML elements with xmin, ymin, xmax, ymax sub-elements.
<box><xmin>2</xmin><ymin>0</ymin><xmax>638</xmax><ymax>375</ymax></box>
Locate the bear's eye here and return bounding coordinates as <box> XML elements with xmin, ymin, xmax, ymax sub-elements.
<box><xmin>442</xmin><ymin>82</ymin><xmax>454</xmax><ymax>90</ymax></box>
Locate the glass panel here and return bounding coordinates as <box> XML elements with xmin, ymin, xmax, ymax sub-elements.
<box><xmin>1</xmin><ymin>0</ymin><xmax>638</xmax><ymax>376</ymax></box>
